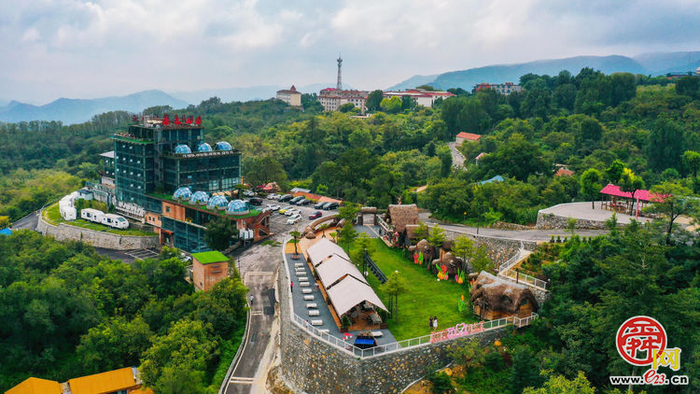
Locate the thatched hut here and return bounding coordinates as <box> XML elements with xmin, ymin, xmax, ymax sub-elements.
<box><xmin>469</xmin><ymin>271</ymin><xmax>539</xmax><ymax>320</ymax></box>
<box><xmin>385</xmin><ymin>204</ymin><xmax>419</xmax><ymax>232</ymax></box>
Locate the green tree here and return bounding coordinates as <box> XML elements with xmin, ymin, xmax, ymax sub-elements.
<box><xmin>243</xmin><ymin>155</ymin><xmax>288</xmax><ymax>188</ymax></box>
<box><xmin>647</xmin><ymin>181</ymin><xmax>697</xmax><ymax>245</ymax></box>
<box><xmin>471</xmin><ymin>245</ymin><xmax>493</xmax><ymax>273</ymax></box>
<box><xmin>449</xmin><ymin>339</ymin><xmax>486</xmax><ymax>372</ymax></box>
<box><xmin>682</xmin><ymin>150</ymin><xmax>700</xmax><ymax>178</ymax></box>
<box><xmin>522</xmin><ymin>371</ymin><xmax>595</xmax><ymax>394</ymax></box>
<box><xmin>605</xmin><ymin>159</ymin><xmax>625</xmax><ymax>184</ymax></box>
<box><xmin>427</xmin><ymin>225</ymin><xmax>446</xmax><ymax>254</ymax></box>
<box><xmin>510</xmin><ymin>346</ymin><xmax>541</xmax><ymax>394</ymax></box>
<box><xmin>339</xmin><ymin>222</ymin><xmax>358</xmax><ymax>250</ymax></box>
<box><xmin>338</xmin><ymin>103</ymin><xmax>357</xmax><ymax>113</ymax></box>
<box><xmin>579</xmin><ymin>168</ymin><xmax>603</xmax><ymax>209</ymax></box>
<box><xmin>76</xmin><ymin>316</ymin><xmax>153</xmax><ymax>374</ymax></box>
<box><xmin>675</xmin><ymin>75</ymin><xmax>700</xmax><ymax>99</ymax></box>
<box><xmin>451</xmin><ymin>235</ymin><xmax>474</xmax><ymax>270</ymax></box>
<box><xmin>618</xmin><ymin>168</ymin><xmax>644</xmax><ymax>215</ymax></box>
<box><xmin>350</xmin><ymin>233</ymin><xmax>375</xmax><ymax>265</ymax></box>
<box><xmin>380</xmin><ymin>96</ymin><xmax>402</xmax><ymax>114</ymax></box>
<box><xmin>289</xmin><ymin>230</ymin><xmax>301</xmax><ymax>257</ymax></box>
<box><xmin>204</xmin><ymin>216</ymin><xmax>238</xmax><ymax>251</ymax></box>
<box><xmin>647</xmin><ymin>117</ymin><xmax>685</xmax><ymax>171</ymax></box>
<box><xmin>140</xmin><ymin>319</ymin><xmax>219</xmax><ymax>392</ymax></box>
<box><xmin>337</xmin><ymin>203</ymin><xmax>360</xmax><ymax>222</ymax></box>
<box><xmin>380</xmin><ymin>271</ymin><xmax>408</xmax><ymax>321</ymax></box>
<box><xmin>366</xmin><ymin>90</ymin><xmax>384</xmax><ymax>112</ymax></box>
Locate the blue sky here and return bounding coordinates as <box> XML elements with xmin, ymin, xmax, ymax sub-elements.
<box><xmin>2</xmin><ymin>0</ymin><xmax>700</xmax><ymax>103</ymax></box>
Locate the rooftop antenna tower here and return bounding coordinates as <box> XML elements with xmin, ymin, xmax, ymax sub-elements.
<box><xmin>336</xmin><ymin>53</ymin><xmax>343</xmax><ymax>90</ymax></box>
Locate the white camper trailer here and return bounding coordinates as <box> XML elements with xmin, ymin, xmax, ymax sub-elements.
<box><xmin>80</xmin><ymin>208</ymin><xmax>105</xmax><ymax>223</ymax></box>
<box><xmin>59</xmin><ymin>193</ymin><xmax>77</xmax><ymax>221</ymax></box>
<box><xmin>101</xmin><ymin>214</ymin><xmax>129</xmax><ymax>229</ymax></box>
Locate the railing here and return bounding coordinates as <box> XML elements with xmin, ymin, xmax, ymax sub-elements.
<box><xmin>291</xmin><ymin>312</ymin><xmax>538</xmax><ymax>359</ymax></box>
<box><xmin>497</xmin><ymin>242</ymin><xmax>548</xmax><ymax>290</ymax></box>
<box><xmin>377</xmin><ymin>216</ymin><xmax>392</xmax><ymax>234</ymax></box>
<box><xmin>364</xmin><ymin>250</ymin><xmax>387</xmax><ymax>284</ymax></box>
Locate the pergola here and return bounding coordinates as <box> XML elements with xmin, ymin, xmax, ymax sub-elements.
<box><xmin>599</xmin><ymin>184</ymin><xmax>661</xmax><ymax>217</ymax></box>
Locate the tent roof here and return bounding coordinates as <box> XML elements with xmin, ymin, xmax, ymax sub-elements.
<box><xmin>5</xmin><ymin>377</ymin><xmax>62</xmax><ymax>394</ymax></box>
<box><xmin>326</xmin><ymin>276</ymin><xmax>388</xmax><ymax>316</ymax></box>
<box><xmin>315</xmin><ymin>254</ymin><xmax>367</xmax><ymax>290</ymax></box>
<box><xmin>599</xmin><ymin>184</ymin><xmax>660</xmax><ymax>202</ymax></box>
<box><xmin>67</xmin><ymin>367</ymin><xmax>136</xmax><ymax>394</ymax></box>
<box><xmin>307</xmin><ymin>238</ymin><xmax>346</xmax><ymax>267</ymax></box>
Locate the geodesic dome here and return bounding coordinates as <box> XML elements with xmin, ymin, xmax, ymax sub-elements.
<box><xmin>196</xmin><ymin>142</ymin><xmax>213</xmax><ymax>152</ymax></box>
<box><xmin>215</xmin><ymin>141</ymin><xmax>233</xmax><ymax>151</ymax></box>
<box><xmin>173</xmin><ymin>187</ymin><xmax>192</xmax><ymax>200</ymax></box>
<box><xmin>174</xmin><ymin>144</ymin><xmax>192</xmax><ymax>154</ymax></box>
<box><xmin>190</xmin><ymin>191</ymin><xmax>209</xmax><ymax>205</ymax></box>
<box><xmin>207</xmin><ymin>195</ymin><xmax>229</xmax><ymax>210</ymax></box>
<box><xmin>226</xmin><ymin>199</ymin><xmax>249</xmax><ymax>215</ymax></box>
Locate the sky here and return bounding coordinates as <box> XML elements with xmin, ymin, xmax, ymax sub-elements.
<box><xmin>2</xmin><ymin>0</ymin><xmax>700</xmax><ymax>104</ymax></box>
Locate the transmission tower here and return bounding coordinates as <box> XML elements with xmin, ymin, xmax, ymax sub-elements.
<box><xmin>336</xmin><ymin>54</ymin><xmax>343</xmax><ymax>90</ymax></box>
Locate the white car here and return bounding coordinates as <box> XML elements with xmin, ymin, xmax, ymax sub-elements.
<box><xmin>286</xmin><ymin>216</ymin><xmax>301</xmax><ymax>225</ymax></box>
<box><xmin>267</xmin><ymin>204</ymin><xmax>280</xmax><ymax>211</ymax></box>
<box><xmin>289</xmin><ymin>213</ymin><xmax>301</xmax><ymax>220</ymax></box>
<box><xmin>243</xmin><ymin>190</ymin><xmax>255</xmax><ymax>197</ymax></box>
<box><xmin>268</xmin><ymin>193</ymin><xmax>280</xmax><ymax>200</ymax></box>
<box><xmin>285</xmin><ymin>208</ymin><xmax>300</xmax><ymax>216</ymax></box>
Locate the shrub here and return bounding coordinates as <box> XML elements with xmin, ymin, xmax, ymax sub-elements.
<box><xmin>428</xmin><ymin>371</ymin><xmax>454</xmax><ymax>394</ymax></box>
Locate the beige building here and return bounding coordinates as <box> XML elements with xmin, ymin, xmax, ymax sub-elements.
<box><xmin>192</xmin><ymin>251</ymin><xmax>230</xmax><ymax>291</ymax></box>
<box><xmin>382</xmin><ymin>89</ymin><xmax>455</xmax><ymax>108</ymax></box>
<box><xmin>318</xmin><ymin>88</ymin><xmax>368</xmax><ymax>112</ymax></box>
<box><xmin>276</xmin><ymin>85</ymin><xmax>302</xmax><ymax>107</ymax></box>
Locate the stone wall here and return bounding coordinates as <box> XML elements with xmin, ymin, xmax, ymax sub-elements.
<box><xmin>535</xmin><ymin>211</ymin><xmax>610</xmax><ymax>230</ymax></box>
<box><xmin>441</xmin><ymin>229</ymin><xmax>538</xmax><ymax>267</ymax></box>
<box><xmin>38</xmin><ymin>216</ymin><xmax>159</xmax><ymax>250</ymax></box>
<box><xmin>276</xmin><ymin>258</ymin><xmax>510</xmax><ymax>394</ymax></box>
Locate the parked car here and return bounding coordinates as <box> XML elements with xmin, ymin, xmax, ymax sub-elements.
<box><xmin>289</xmin><ymin>196</ymin><xmax>304</xmax><ymax>205</ymax></box>
<box><xmin>279</xmin><ymin>194</ymin><xmax>293</xmax><ymax>202</ymax></box>
<box><xmin>285</xmin><ymin>208</ymin><xmax>300</xmax><ymax>216</ymax></box>
<box><xmin>267</xmin><ymin>193</ymin><xmax>280</xmax><ymax>200</ymax></box>
<box><xmin>323</xmin><ymin>202</ymin><xmax>339</xmax><ymax>210</ymax></box>
<box><xmin>313</xmin><ymin>202</ymin><xmax>326</xmax><ymax>209</ymax></box>
<box><xmin>286</xmin><ymin>216</ymin><xmax>301</xmax><ymax>225</ymax></box>
<box><xmin>249</xmin><ymin>197</ymin><xmax>263</xmax><ymax>206</ymax></box>
<box><xmin>289</xmin><ymin>213</ymin><xmax>301</xmax><ymax>220</ymax></box>
<box><xmin>320</xmin><ymin>202</ymin><xmax>332</xmax><ymax>210</ymax></box>
<box><xmin>279</xmin><ymin>206</ymin><xmax>292</xmax><ymax>214</ymax></box>
<box><xmin>267</xmin><ymin>204</ymin><xmax>280</xmax><ymax>211</ymax></box>
<box><xmin>243</xmin><ymin>190</ymin><xmax>255</xmax><ymax>197</ymax></box>
<box><xmin>297</xmin><ymin>198</ymin><xmax>311</xmax><ymax>206</ymax></box>
<box><xmin>309</xmin><ymin>211</ymin><xmax>323</xmax><ymax>220</ymax></box>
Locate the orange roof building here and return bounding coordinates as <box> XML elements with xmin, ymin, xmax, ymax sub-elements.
<box><xmin>5</xmin><ymin>377</ymin><xmax>62</xmax><ymax>394</ymax></box>
<box><xmin>456</xmin><ymin>132</ymin><xmax>482</xmax><ymax>144</ymax></box>
<box><xmin>5</xmin><ymin>367</ymin><xmax>151</xmax><ymax>394</ymax></box>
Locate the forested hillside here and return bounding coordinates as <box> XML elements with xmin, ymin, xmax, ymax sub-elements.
<box><xmin>0</xmin><ymin>232</ymin><xmax>247</xmax><ymax>392</ymax></box>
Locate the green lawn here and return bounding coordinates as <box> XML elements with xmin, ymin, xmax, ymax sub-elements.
<box><xmin>43</xmin><ymin>203</ymin><xmax>155</xmax><ymax>236</ymax></box>
<box><xmin>351</xmin><ymin>238</ymin><xmax>478</xmax><ymax>341</ymax></box>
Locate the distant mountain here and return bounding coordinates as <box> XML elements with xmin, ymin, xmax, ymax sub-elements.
<box><xmin>385</xmin><ymin>74</ymin><xmax>439</xmax><ymax>91</ymax></box>
<box><xmin>387</xmin><ymin>51</ymin><xmax>700</xmax><ymax>91</ymax></box>
<box><xmin>0</xmin><ymin>90</ymin><xmax>188</xmax><ymax>124</ymax></box>
<box><xmin>169</xmin><ymin>83</ymin><xmax>348</xmax><ymax>105</ymax></box>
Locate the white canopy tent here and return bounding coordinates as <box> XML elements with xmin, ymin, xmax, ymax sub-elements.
<box><xmin>315</xmin><ymin>254</ymin><xmax>367</xmax><ymax>290</ymax></box>
<box><xmin>307</xmin><ymin>238</ymin><xmax>347</xmax><ymax>267</ymax></box>
<box><xmin>326</xmin><ymin>276</ymin><xmax>389</xmax><ymax>317</ymax></box>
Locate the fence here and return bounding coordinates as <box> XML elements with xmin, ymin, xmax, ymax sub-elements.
<box><xmin>497</xmin><ymin>242</ymin><xmax>548</xmax><ymax>290</ymax></box>
<box><xmin>291</xmin><ymin>312</ymin><xmax>537</xmax><ymax>359</ymax></box>
<box><xmin>364</xmin><ymin>250</ymin><xmax>387</xmax><ymax>284</ymax></box>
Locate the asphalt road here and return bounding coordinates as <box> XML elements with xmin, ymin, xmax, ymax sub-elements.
<box><xmin>223</xmin><ymin>198</ymin><xmax>337</xmax><ymax>394</ymax></box>
<box><xmin>11</xmin><ymin>211</ymin><xmax>40</xmax><ymax>231</ymax></box>
<box><xmin>447</xmin><ymin>141</ymin><xmax>466</xmax><ymax>169</ymax></box>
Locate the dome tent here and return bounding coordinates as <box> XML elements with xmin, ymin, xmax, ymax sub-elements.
<box><xmin>207</xmin><ymin>195</ymin><xmax>229</xmax><ymax>210</ymax></box>
<box><xmin>173</xmin><ymin>187</ymin><xmax>192</xmax><ymax>200</ymax></box>
<box><xmin>215</xmin><ymin>141</ymin><xmax>233</xmax><ymax>151</ymax></box>
<box><xmin>226</xmin><ymin>199</ymin><xmax>249</xmax><ymax>215</ymax></box>
<box><xmin>174</xmin><ymin>144</ymin><xmax>192</xmax><ymax>154</ymax></box>
<box><xmin>190</xmin><ymin>191</ymin><xmax>209</xmax><ymax>205</ymax></box>
<box><xmin>196</xmin><ymin>142</ymin><xmax>213</xmax><ymax>152</ymax></box>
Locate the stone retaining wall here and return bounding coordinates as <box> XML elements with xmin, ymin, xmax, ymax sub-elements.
<box><xmin>535</xmin><ymin>211</ymin><xmax>611</xmax><ymax>230</ymax></box>
<box><xmin>276</xmin><ymin>259</ymin><xmax>510</xmax><ymax>394</ymax></box>
<box><xmin>441</xmin><ymin>230</ymin><xmax>538</xmax><ymax>267</ymax></box>
<box><xmin>38</xmin><ymin>216</ymin><xmax>159</xmax><ymax>250</ymax></box>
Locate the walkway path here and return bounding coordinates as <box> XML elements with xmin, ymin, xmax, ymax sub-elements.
<box><xmin>447</xmin><ymin>142</ymin><xmax>466</xmax><ymax>169</ymax></box>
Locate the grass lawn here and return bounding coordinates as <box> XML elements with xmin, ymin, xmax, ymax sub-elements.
<box><xmin>351</xmin><ymin>238</ymin><xmax>478</xmax><ymax>341</ymax></box>
<box><xmin>43</xmin><ymin>203</ymin><xmax>155</xmax><ymax>236</ymax></box>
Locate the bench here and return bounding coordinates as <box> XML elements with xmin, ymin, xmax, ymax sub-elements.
<box><xmin>306</xmin><ymin>303</ymin><xmax>317</xmax><ymax>308</ymax></box>
<box><xmin>297</xmin><ymin>275</ymin><xmax>308</xmax><ymax>280</ymax></box>
<box><xmin>294</xmin><ymin>263</ymin><xmax>304</xmax><ymax>268</ymax></box>
<box><xmin>300</xmin><ymin>282</ymin><xmax>310</xmax><ymax>287</ymax></box>
<box><xmin>308</xmin><ymin>310</ymin><xmax>320</xmax><ymax>317</ymax></box>
<box><xmin>311</xmin><ymin>319</ymin><xmax>323</xmax><ymax>326</ymax></box>
<box><xmin>303</xmin><ymin>295</ymin><xmax>315</xmax><ymax>301</ymax></box>
<box><xmin>302</xmin><ymin>288</ymin><xmax>312</xmax><ymax>294</ymax></box>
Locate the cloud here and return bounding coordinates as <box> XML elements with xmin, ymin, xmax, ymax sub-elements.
<box><xmin>1</xmin><ymin>0</ymin><xmax>700</xmax><ymax>102</ymax></box>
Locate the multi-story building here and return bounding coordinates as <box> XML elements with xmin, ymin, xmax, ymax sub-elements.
<box><xmin>95</xmin><ymin>115</ymin><xmax>269</xmax><ymax>252</ymax></box>
<box><xmin>382</xmin><ymin>89</ymin><xmax>455</xmax><ymax>108</ymax></box>
<box><xmin>276</xmin><ymin>85</ymin><xmax>302</xmax><ymax>107</ymax></box>
<box><xmin>473</xmin><ymin>82</ymin><xmax>522</xmax><ymax>95</ymax></box>
<box><xmin>318</xmin><ymin>88</ymin><xmax>368</xmax><ymax>112</ymax></box>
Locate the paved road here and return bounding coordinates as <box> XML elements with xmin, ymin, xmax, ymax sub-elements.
<box><xmin>223</xmin><ymin>198</ymin><xmax>337</xmax><ymax>394</ymax></box>
<box><xmin>447</xmin><ymin>142</ymin><xmax>466</xmax><ymax>169</ymax></box>
<box><xmin>11</xmin><ymin>211</ymin><xmax>40</xmax><ymax>231</ymax></box>
<box><xmin>419</xmin><ymin>212</ymin><xmax>608</xmax><ymax>242</ymax></box>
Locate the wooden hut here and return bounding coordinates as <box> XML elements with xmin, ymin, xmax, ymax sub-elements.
<box><xmin>469</xmin><ymin>271</ymin><xmax>539</xmax><ymax>320</ymax></box>
<box><xmin>385</xmin><ymin>204</ymin><xmax>419</xmax><ymax>232</ymax></box>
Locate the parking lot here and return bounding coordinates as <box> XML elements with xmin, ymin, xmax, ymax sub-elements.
<box><xmin>259</xmin><ymin>196</ymin><xmax>338</xmax><ymax>236</ymax></box>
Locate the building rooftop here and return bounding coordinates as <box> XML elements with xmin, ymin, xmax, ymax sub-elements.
<box><xmin>99</xmin><ymin>151</ymin><xmax>115</xmax><ymax>159</ymax></box>
<box><xmin>67</xmin><ymin>367</ymin><xmax>138</xmax><ymax>394</ymax></box>
<box><xmin>192</xmin><ymin>251</ymin><xmax>229</xmax><ymax>264</ymax></box>
<box><xmin>456</xmin><ymin>132</ymin><xmax>482</xmax><ymax>141</ymax></box>
<box><xmin>5</xmin><ymin>377</ymin><xmax>62</xmax><ymax>394</ymax></box>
